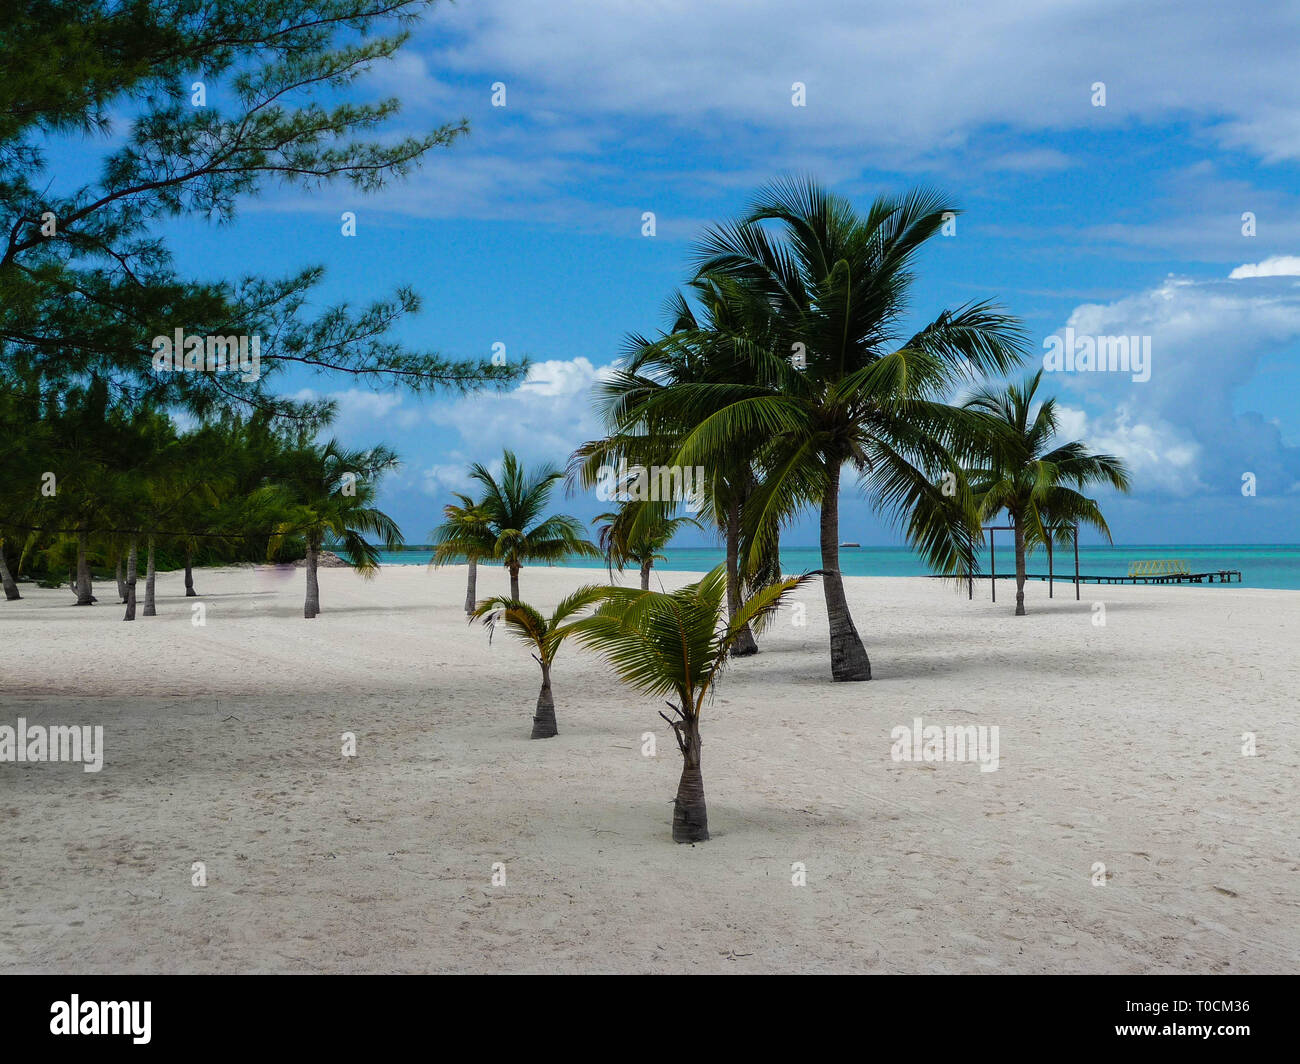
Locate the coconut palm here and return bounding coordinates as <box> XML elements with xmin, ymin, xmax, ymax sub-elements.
<box><xmin>964</xmin><ymin>369</ymin><xmax>1130</xmax><ymax>615</ymax></box>
<box><xmin>470</xmin><ymin>450</ymin><xmax>600</xmax><ymax>599</ymax></box>
<box><xmin>572</xmin><ymin>565</ymin><xmax>814</xmax><ymax>843</ymax></box>
<box><xmin>430</xmin><ymin>493</ymin><xmax>495</xmax><ymax>615</ymax></box>
<box><xmin>574</xmin><ymin>277</ymin><xmax>785</xmax><ymax>656</ymax></box>
<box><xmin>471</xmin><ymin>585</ymin><xmax>608</xmax><ymax>739</ymax></box>
<box><xmin>271</xmin><ymin>439</ymin><xmax>403</xmax><ymax>618</ymax></box>
<box><xmin>593</xmin><ymin>506</ymin><xmax>699</xmax><ymax>590</ymax></box>
<box><xmin>675</xmin><ymin>177</ymin><xmax>1026</xmax><ymax>680</ymax></box>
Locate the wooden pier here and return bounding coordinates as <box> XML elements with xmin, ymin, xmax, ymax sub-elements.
<box><xmin>999</xmin><ymin>569</ymin><xmax>1242</xmax><ymax>586</ymax></box>
<box><xmin>940</xmin><ymin>529</ymin><xmax>1244</xmax><ymax>602</ymax></box>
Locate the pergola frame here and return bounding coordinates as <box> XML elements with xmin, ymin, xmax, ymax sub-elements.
<box><xmin>971</xmin><ymin>523</ymin><xmax>1081</xmax><ymax>602</ymax></box>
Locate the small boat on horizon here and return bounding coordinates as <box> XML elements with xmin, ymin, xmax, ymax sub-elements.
<box><xmin>840</xmin><ymin>541</ymin><xmax>861</xmax><ymax>548</ymax></box>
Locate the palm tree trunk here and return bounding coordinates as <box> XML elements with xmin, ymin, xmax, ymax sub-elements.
<box><xmin>115</xmin><ymin>553</ymin><xmax>127</xmax><ymax>602</ymax></box>
<box><xmin>672</xmin><ymin>717</ymin><xmax>708</xmax><ymax>843</ymax></box>
<box><xmin>304</xmin><ymin>540</ymin><xmax>320</xmax><ymax>618</ymax></box>
<box><xmin>1014</xmin><ymin>515</ymin><xmax>1027</xmax><ymax>616</ymax></box>
<box><xmin>820</xmin><ymin>463</ymin><xmax>871</xmax><ymax>681</ymax></box>
<box><xmin>0</xmin><ymin>538</ymin><xmax>21</xmax><ymax>600</ymax></box>
<box><xmin>184</xmin><ymin>547</ymin><xmax>197</xmax><ymax>596</ymax></box>
<box><xmin>531</xmin><ymin>661</ymin><xmax>558</xmax><ymax>739</ymax></box>
<box><xmin>464</xmin><ymin>558</ymin><xmax>477</xmax><ymax>615</ymax></box>
<box><xmin>143</xmin><ymin>536</ymin><xmax>157</xmax><ymax>616</ymax></box>
<box><xmin>726</xmin><ymin>501</ymin><xmax>758</xmax><ymax>656</ymax></box>
<box><xmin>509</xmin><ymin>563</ymin><xmax>520</xmax><ymax>601</ymax></box>
<box><xmin>123</xmin><ymin>539</ymin><xmax>138</xmax><ymax>621</ymax></box>
<box><xmin>640</xmin><ymin>559</ymin><xmax>652</xmax><ymax>591</ymax></box>
<box><xmin>75</xmin><ymin>529</ymin><xmax>94</xmax><ymax>605</ymax></box>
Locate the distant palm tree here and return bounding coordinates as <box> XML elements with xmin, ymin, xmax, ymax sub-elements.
<box><xmin>964</xmin><ymin>370</ymin><xmax>1130</xmax><ymax>615</ymax></box>
<box><xmin>271</xmin><ymin>439</ymin><xmax>404</xmax><ymax>618</ymax></box>
<box><xmin>430</xmin><ymin>493</ymin><xmax>495</xmax><ymax>614</ymax></box>
<box><xmin>472</xmin><ymin>585</ymin><xmax>608</xmax><ymax>739</ymax></box>
<box><xmin>572</xmin><ymin>565</ymin><xmax>814</xmax><ymax>843</ymax></box>
<box><xmin>593</xmin><ymin>507</ymin><xmax>699</xmax><ymax>590</ymax></box>
<box><xmin>470</xmin><ymin>450</ymin><xmax>600</xmax><ymax>599</ymax></box>
<box><xmin>683</xmin><ymin>178</ymin><xmax>1027</xmax><ymax>679</ymax></box>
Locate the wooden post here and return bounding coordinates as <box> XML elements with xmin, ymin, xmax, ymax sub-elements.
<box><xmin>1048</xmin><ymin>536</ymin><xmax>1054</xmax><ymax>599</ymax></box>
<box><xmin>989</xmin><ymin>529</ymin><xmax>996</xmax><ymax>603</ymax></box>
<box><xmin>1073</xmin><ymin>525</ymin><xmax>1080</xmax><ymax>601</ymax></box>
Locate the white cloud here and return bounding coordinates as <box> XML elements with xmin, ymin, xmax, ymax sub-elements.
<box><xmin>1229</xmin><ymin>255</ymin><xmax>1300</xmax><ymax>279</ymax></box>
<box><xmin>429</xmin><ymin>356</ymin><xmax>614</xmax><ymax>463</ymax></box>
<box><xmin>292</xmin><ymin>388</ymin><xmax>420</xmax><ymax>436</ymax></box>
<box><xmin>421</xmin><ymin>0</ymin><xmax>1300</xmax><ymax>165</ymax></box>
<box><xmin>1043</xmin><ymin>274</ymin><xmax>1300</xmax><ymax>498</ymax></box>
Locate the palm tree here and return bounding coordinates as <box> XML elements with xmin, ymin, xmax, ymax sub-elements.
<box><xmin>0</xmin><ymin>533</ymin><xmax>20</xmax><ymax>600</ymax></box>
<box><xmin>573</xmin><ymin>277</ymin><xmax>783</xmax><ymax>656</ymax></box>
<box><xmin>964</xmin><ymin>370</ymin><xmax>1130</xmax><ymax>615</ymax></box>
<box><xmin>593</xmin><ymin>506</ymin><xmax>699</xmax><ymax>590</ymax></box>
<box><xmin>471</xmin><ymin>585</ymin><xmax>608</xmax><ymax>739</ymax></box>
<box><xmin>676</xmin><ymin>177</ymin><xmax>1026</xmax><ymax>680</ymax></box>
<box><xmin>572</xmin><ymin>565</ymin><xmax>814</xmax><ymax>843</ymax></box>
<box><xmin>470</xmin><ymin>450</ymin><xmax>599</xmax><ymax>599</ymax></box>
<box><xmin>430</xmin><ymin>493</ymin><xmax>496</xmax><ymax>615</ymax></box>
<box><xmin>271</xmin><ymin>439</ymin><xmax>404</xmax><ymax>618</ymax></box>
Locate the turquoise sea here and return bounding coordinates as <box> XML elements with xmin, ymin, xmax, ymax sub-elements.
<box><xmin>364</xmin><ymin>543</ymin><xmax>1300</xmax><ymax>591</ymax></box>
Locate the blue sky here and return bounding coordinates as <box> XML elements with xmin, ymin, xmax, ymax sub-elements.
<box><xmin>77</xmin><ymin>0</ymin><xmax>1300</xmax><ymax>545</ymax></box>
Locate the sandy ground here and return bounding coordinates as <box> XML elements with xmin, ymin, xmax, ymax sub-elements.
<box><xmin>1</xmin><ymin>561</ymin><xmax>1296</xmax><ymax>973</ymax></box>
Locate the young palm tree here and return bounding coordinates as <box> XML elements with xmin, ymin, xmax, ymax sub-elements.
<box><xmin>593</xmin><ymin>506</ymin><xmax>699</xmax><ymax>590</ymax></box>
<box><xmin>964</xmin><ymin>369</ymin><xmax>1130</xmax><ymax>615</ymax></box>
<box><xmin>470</xmin><ymin>450</ymin><xmax>600</xmax><ymax>599</ymax></box>
<box><xmin>678</xmin><ymin>177</ymin><xmax>1026</xmax><ymax>680</ymax></box>
<box><xmin>430</xmin><ymin>493</ymin><xmax>496</xmax><ymax>615</ymax></box>
<box><xmin>271</xmin><ymin>439</ymin><xmax>404</xmax><ymax>618</ymax></box>
<box><xmin>572</xmin><ymin>565</ymin><xmax>814</xmax><ymax>843</ymax></box>
<box><xmin>472</xmin><ymin>585</ymin><xmax>608</xmax><ymax>739</ymax></box>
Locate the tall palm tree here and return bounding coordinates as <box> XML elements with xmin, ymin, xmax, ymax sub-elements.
<box><xmin>271</xmin><ymin>439</ymin><xmax>404</xmax><ymax>618</ymax></box>
<box><xmin>573</xmin><ymin>277</ymin><xmax>784</xmax><ymax>656</ymax></box>
<box><xmin>964</xmin><ymin>370</ymin><xmax>1130</xmax><ymax>615</ymax></box>
<box><xmin>676</xmin><ymin>177</ymin><xmax>1026</xmax><ymax>680</ymax></box>
<box><xmin>430</xmin><ymin>493</ymin><xmax>495</xmax><ymax>615</ymax></box>
<box><xmin>572</xmin><ymin>565</ymin><xmax>814</xmax><ymax>843</ymax></box>
<box><xmin>470</xmin><ymin>450</ymin><xmax>599</xmax><ymax>599</ymax></box>
<box><xmin>593</xmin><ymin>506</ymin><xmax>699</xmax><ymax>590</ymax></box>
<box><xmin>472</xmin><ymin>585</ymin><xmax>608</xmax><ymax>739</ymax></box>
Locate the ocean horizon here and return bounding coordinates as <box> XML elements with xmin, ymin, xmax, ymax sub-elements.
<box><xmin>359</xmin><ymin>542</ymin><xmax>1300</xmax><ymax>591</ymax></box>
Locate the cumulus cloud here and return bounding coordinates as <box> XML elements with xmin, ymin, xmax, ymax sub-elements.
<box><xmin>428</xmin><ymin>356</ymin><xmax>614</xmax><ymax>464</ymax></box>
<box><xmin>1040</xmin><ymin>273</ymin><xmax>1300</xmax><ymax>501</ymax></box>
<box><xmin>1229</xmin><ymin>255</ymin><xmax>1300</xmax><ymax>279</ymax></box>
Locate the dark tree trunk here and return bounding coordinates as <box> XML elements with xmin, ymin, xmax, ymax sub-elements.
<box><xmin>820</xmin><ymin>462</ymin><xmax>871</xmax><ymax>680</ymax></box>
<box><xmin>531</xmin><ymin>662</ymin><xmax>557</xmax><ymax>739</ymax></box>
<box><xmin>509</xmin><ymin>563</ymin><xmax>520</xmax><ymax>601</ymax></box>
<box><xmin>75</xmin><ymin>530</ymin><xmax>94</xmax><ymax>605</ymax></box>
<box><xmin>304</xmin><ymin>540</ymin><xmax>320</xmax><ymax>618</ymax></box>
<box><xmin>143</xmin><ymin>536</ymin><xmax>157</xmax><ymax>616</ymax></box>
<box><xmin>1014</xmin><ymin>514</ymin><xmax>1027</xmax><ymax>616</ymax></box>
<box><xmin>123</xmin><ymin>539</ymin><xmax>138</xmax><ymax>621</ymax></box>
<box><xmin>640</xmin><ymin>559</ymin><xmax>651</xmax><ymax>591</ymax></box>
<box><xmin>0</xmin><ymin>540</ymin><xmax>20</xmax><ymax>600</ymax></box>
<box><xmin>725</xmin><ymin>500</ymin><xmax>758</xmax><ymax>656</ymax></box>
<box><xmin>184</xmin><ymin>547</ymin><xmax>197</xmax><ymax>596</ymax></box>
<box><xmin>672</xmin><ymin>719</ymin><xmax>709</xmax><ymax>843</ymax></box>
<box><xmin>464</xmin><ymin>558</ymin><xmax>477</xmax><ymax>614</ymax></box>
<box><xmin>115</xmin><ymin>553</ymin><xmax>127</xmax><ymax>602</ymax></box>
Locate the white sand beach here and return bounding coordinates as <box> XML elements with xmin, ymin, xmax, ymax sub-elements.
<box><xmin>1</xmin><ymin>564</ymin><xmax>1296</xmax><ymax>973</ymax></box>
